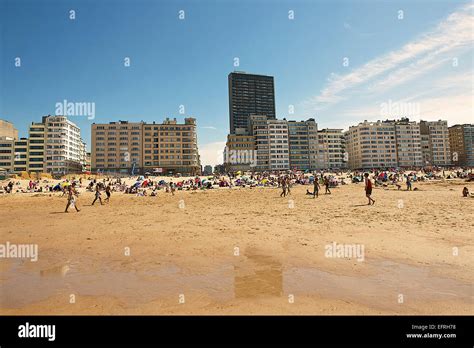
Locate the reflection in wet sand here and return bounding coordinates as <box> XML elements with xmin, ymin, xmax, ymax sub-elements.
<box><xmin>1</xmin><ymin>254</ymin><xmax>472</xmax><ymax>312</ymax></box>
<box><xmin>40</xmin><ymin>264</ymin><xmax>70</xmax><ymax>277</ymax></box>
<box><xmin>0</xmin><ymin>260</ymin><xmax>234</xmax><ymax>309</ymax></box>
<box><xmin>234</xmin><ymin>254</ymin><xmax>283</xmax><ymax>298</ymax></box>
<box><xmin>284</xmin><ymin>260</ymin><xmax>473</xmax><ymax>311</ymax></box>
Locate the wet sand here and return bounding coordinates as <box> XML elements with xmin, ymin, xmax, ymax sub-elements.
<box><xmin>0</xmin><ymin>180</ymin><xmax>473</xmax><ymax>314</ymax></box>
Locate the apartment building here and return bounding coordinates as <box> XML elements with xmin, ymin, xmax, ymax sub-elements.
<box><xmin>249</xmin><ymin>115</ymin><xmax>270</xmax><ymax>171</ymax></box>
<box><xmin>419</xmin><ymin>120</ymin><xmax>451</xmax><ymax>166</ymax></box>
<box><xmin>449</xmin><ymin>124</ymin><xmax>474</xmax><ymax>167</ymax></box>
<box><xmin>43</xmin><ymin>116</ymin><xmax>83</xmax><ymax>174</ymax></box>
<box><xmin>0</xmin><ymin>136</ymin><xmax>15</xmax><ymax>172</ymax></box>
<box><xmin>27</xmin><ymin>122</ymin><xmax>46</xmax><ymax>173</ymax></box>
<box><xmin>394</xmin><ymin>119</ymin><xmax>423</xmax><ymax>167</ymax></box>
<box><xmin>92</xmin><ymin>118</ymin><xmax>200</xmax><ymax>175</ymax></box>
<box><xmin>317</xmin><ymin>128</ymin><xmax>346</xmax><ymax>170</ymax></box>
<box><xmin>247</xmin><ymin>116</ymin><xmax>289</xmax><ymax>171</ymax></box>
<box><xmin>142</xmin><ymin>118</ymin><xmax>200</xmax><ymax>175</ymax></box>
<box><xmin>224</xmin><ymin>130</ymin><xmax>256</xmax><ymax>172</ymax></box>
<box><xmin>92</xmin><ymin>121</ymin><xmax>143</xmax><ymax>174</ymax></box>
<box><xmin>13</xmin><ymin>138</ymin><xmax>29</xmax><ymax>173</ymax></box>
<box><xmin>228</xmin><ymin>72</ymin><xmax>276</xmax><ymax>134</ymax></box>
<box><xmin>267</xmin><ymin>119</ymin><xmax>289</xmax><ymax>171</ymax></box>
<box><xmin>287</xmin><ymin>119</ymin><xmax>319</xmax><ymax>171</ymax></box>
<box><xmin>345</xmin><ymin>120</ymin><xmax>397</xmax><ymax>169</ymax></box>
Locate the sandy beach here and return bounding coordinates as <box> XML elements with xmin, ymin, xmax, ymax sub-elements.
<box><xmin>0</xmin><ymin>177</ymin><xmax>473</xmax><ymax>315</ymax></box>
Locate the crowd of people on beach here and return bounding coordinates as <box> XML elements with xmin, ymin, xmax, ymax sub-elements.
<box><xmin>1</xmin><ymin>167</ymin><xmax>473</xmax><ymax>212</ymax></box>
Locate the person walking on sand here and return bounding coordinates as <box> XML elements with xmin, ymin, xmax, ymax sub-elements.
<box><xmin>104</xmin><ymin>184</ymin><xmax>111</xmax><ymax>203</ymax></box>
<box><xmin>364</xmin><ymin>173</ymin><xmax>375</xmax><ymax>205</ymax></box>
<box><xmin>406</xmin><ymin>175</ymin><xmax>412</xmax><ymax>191</ymax></box>
<box><xmin>324</xmin><ymin>176</ymin><xmax>331</xmax><ymax>194</ymax></box>
<box><xmin>285</xmin><ymin>176</ymin><xmax>291</xmax><ymax>196</ymax></box>
<box><xmin>313</xmin><ymin>178</ymin><xmax>320</xmax><ymax>199</ymax></box>
<box><xmin>92</xmin><ymin>184</ymin><xmax>103</xmax><ymax>205</ymax></box>
<box><xmin>65</xmin><ymin>183</ymin><xmax>80</xmax><ymax>213</ymax></box>
<box><xmin>280</xmin><ymin>177</ymin><xmax>287</xmax><ymax>197</ymax></box>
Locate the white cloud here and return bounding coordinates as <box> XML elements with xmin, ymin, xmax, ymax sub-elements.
<box><xmin>201</xmin><ymin>126</ymin><xmax>217</xmax><ymax>130</ymax></box>
<box><xmin>302</xmin><ymin>2</ymin><xmax>474</xmax><ymax>111</ymax></box>
<box><xmin>328</xmin><ymin>71</ymin><xmax>473</xmax><ymax>130</ymax></box>
<box><xmin>198</xmin><ymin>141</ymin><xmax>226</xmax><ymax>167</ymax></box>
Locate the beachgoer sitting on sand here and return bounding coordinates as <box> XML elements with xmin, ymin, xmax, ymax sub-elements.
<box><xmin>462</xmin><ymin>187</ymin><xmax>469</xmax><ymax>197</ymax></box>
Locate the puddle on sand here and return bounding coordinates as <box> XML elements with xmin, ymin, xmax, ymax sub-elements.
<box><xmin>1</xmin><ymin>255</ymin><xmax>472</xmax><ymax>311</ymax></box>
<box><xmin>234</xmin><ymin>254</ymin><xmax>283</xmax><ymax>298</ymax></box>
<box><xmin>0</xmin><ymin>260</ymin><xmax>234</xmax><ymax>309</ymax></box>
<box><xmin>284</xmin><ymin>260</ymin><xmax>473</xmax><ymax>311</ymax></box>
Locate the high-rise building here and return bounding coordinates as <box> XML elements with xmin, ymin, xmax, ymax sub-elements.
<box><xmin>0</xmin><ymin>136</ymin><xmax>15</xmax><ymax>172</ymax></box>
<box><xmin>449</xmin><ymin>124</ymin><xmax>474</xmax><ymax>167</ymax></box>
<box><xmin>345</xmin><ymin>120</ymin><xmax>397</xmax><ymax>169</ymax></box>
<box><xmin>249</xmin><ymin>115</ymin><xmax>289</xmax><ymax>171</ymax></box>
<box><xmin>228</xmin><ymin>72</ymin><xmax>276</xmax><ymax>134</ymax></box>
<box><xmin>287</xmin><ymin>119</ymin><xmax>319</xmax><ymax>171</ymax></box>
<box><xmin>267</xmin><ymin>119</ymin><xmax>289</xmax><ymax>171</ymax></box>
<box><xmin>0</xmin><ymin>120</ymin><xmax>19</xmax><ymax>139</ymax></box>
<box><xmin>43</xmin><ymin>116</ymin><xmax>83</xmax><ymax>174</ymax></box>
<box><xmin>394</xmin><ymin>119</ymin><xmax>423</xmax><ymax>167</ymax></box>
<box><xmin>317</xmin><ymin>128</ymin><xmax>346</xmax><ymax>170</ymax></box>
<box><xmin>13</xmin><ymin>138</ymin><xmax>29</xmax><ymax>173</ymax></box>
<box><xmin>3</xmin><ymin>116</ymin><xmax>87</xmax><ymax>176</ymax></box>
<box><xmin>92</xmin><ymin>118</ymin><xmax>201</xmax><ymax>175</ymax></box>
<box><xmin>419</xmin><ymin>120</ymin><xmax>451</xmax><ymax>166</ymax></box>
<box><xmin>249</xmin><ymin>115</ymin><xmax>270</xmax><ymax>171</ymax></box>
<box><xmin>224</xmin><ymin>130</ymin><xmax>256</xmax><ymax>172</ymax></box>
<box><xmin>345</xmin><ymin>119</ymin><xmax>451</xmax><ymax>169</ymax></box>
<box><xmin>27</xmin><ymin>121</ymin><xmax>46</xmax><ymax>173</ymax></box>
<box><xmin>142</xmin><ymin>118</ymin><xmax>200</xmax><ymax>175</ymax></box>
<box><xmin>92</xmin><ymin>121</ymin><xmax>143</xmax><ymax>174</ymax></box>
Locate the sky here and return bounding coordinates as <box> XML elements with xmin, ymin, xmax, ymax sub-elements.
<box><xmin>1</xmin><ymin>0</ymin><xmax>472</xmax><ymax>166</ymax></box>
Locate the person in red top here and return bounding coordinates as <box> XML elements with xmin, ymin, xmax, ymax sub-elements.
<box><xmin>364</xmin><ymin>173</ymin><xmax>375</xmax><ymax>205</ymax></box>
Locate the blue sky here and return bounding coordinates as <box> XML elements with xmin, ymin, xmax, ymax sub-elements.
<box><xmin>1</xmin><ymin>0</ymin><xmax>472</xmax><ymax>166</ymax></box>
